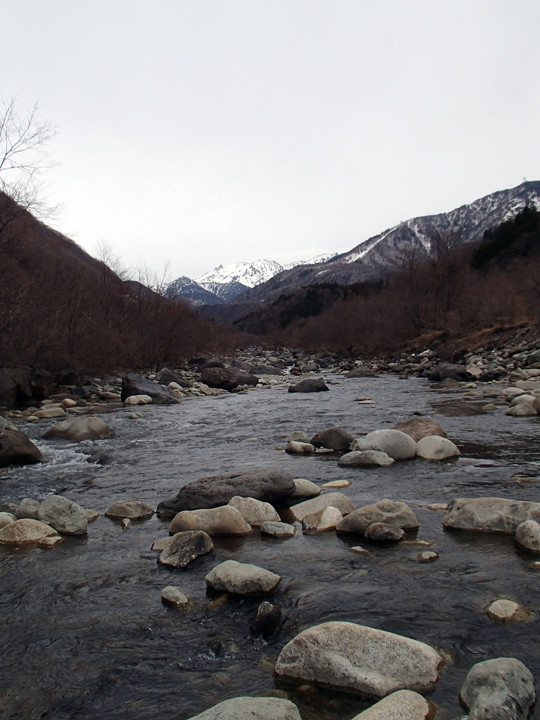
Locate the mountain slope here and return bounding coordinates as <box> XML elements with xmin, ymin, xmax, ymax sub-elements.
<box><xmin>164</xmin><ymin>276</ymin><xmax>224</xmax><ymax>306</ymax></box>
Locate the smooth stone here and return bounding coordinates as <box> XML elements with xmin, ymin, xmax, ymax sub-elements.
<box><xmin>515</xmin><ymin>519</ymin><xmax>540</xmax><ymax>552</ymax></box>
<box><xmin>228</xmin><ymin>496</ymin><xmax>280</xmax><ymax>526</ymax></box>
<box><xmin>38</xmin><ymin>535</ymin><xmax>64</xmax><ymax>549</ymax></box>
<box><xmin>286</xmin><ymin>492</ymin><xmax>355</xmax><ymax>523</ymax></box>
<box><xmin>0</xmin><ymin>511</ymin><xmax>16</xmax><ymax>529</ymax></box>
<box><xmin>105</xmin><ymin>501</ymin><xmax>154</xmax><ymax>521</ymax></box>
<box><xmin>443</xmin><ymin>497</ymin><xmax>540</xmax><ymax>533</ymax></box>
<box><xmin>322</xmin><ymin>479</ymin><xmax>351</xmax><ymax>488</ymax></box>
<box><xmin>185</xmin><ymin>696</ymin><xmax>302</xmax><ymax>720</ymax></box>
<box><xmin>38</xmin><ymin>495</ymin><xmax>88</xmax><ymax>535</ymax></box>
<box><xmin>0</xmin><ymin>429</ymin><xmax>43</xmax><ymax>467</ymax></box>
<box><xmin>43</xmin><ymin>415</ymin><xmax>111</xmax><ymax>442</ymax></box>
<box><xmin>0</xmin><ymin>518</ymin><xmax>59</xmax><ymax>545</ymax></box>
<box><xmin>416</xmin><ymin>435</ymin><xmax>460</xmax><ymax>460</ymax></box>
<box><xmin>285</xmin><ymin>440</ymin><xmax>315</xmax><ymax>454</ymax></box>
<box><xmin>158</xmin><ymin>530</ymin><xmax>214</xmax><ymax>568</ymax></box>
<box><xmin>260</xmin><ymin>521</ymin><xmax>296</xmax><ymax>538</ymax></box>
<box><xmin>288</xmin><ymin>378</ymin><xmax>329</xmax><ymax>393</ymax></box>
<box><xmin>274</xmin><ymin>621</ymin><xmax>443</xmax><ymax>697</ymax></box>
<box><xmin>417</xmin><ymin>551</ymin><xmax>439</xmax><ymax>563</ymax></box>
<box><xmin>337</xmin><ymin>499</ymin><xmax>419</xmax><ymax>535</ymax></box>
<box><xmin>161</xmin><ymin>585</ymin><xmax>190</xmax><ymax>609</ymax></box>
<box><xmin>34</xmin><ymin>405</ymin><xmax>66</xmax><ymax>418</ymax></box>
<box><xmin>157</xmin><ymin>468</ymin><xmax>295</xmax><ymax>516</ymax></box>
<box><xmin>352</xmin><ymin>429</ymin><xmax>417</xmax><ymax>460</ymax></box>
<box><xmin>349</xmin><ymin>689</ymin><xmax>435</xmax><ymax>720</ymax></box>
<box><xmin>350</xmin><ymin>545</ymin><xmax>369</xmax><ymax>554</ymax></box>
<box><xmin>292</xmin><ymin>478</ymin><xmax>321</xmax><ymax>497</ymax></box>
<box><xmin>204</xmin><ymin>560</ymin><xmax>281</xmax><ymax>596</ymax></box>
<box><xmin>505</xmin><ymin>402</ymin><xmax>538</xmax><ymax>416</ymax></box>
<box><xmin>310</xmin><ymin>426</ymin><xmax>354</xmax><ymax>450</ymax></box>
<box><xmin>392</xmin><ymin>417</ymin><xmax>447</xmax><ymax>442</ymax></box>
<box><xmin>124</xmin><ymin>394</ymin><xmax>152</xmax><ymax>405</ymax></box>
<box><xmin>339</xmin><ymin>450</ymin><xmax>394</xmax><ymax>467</ymax></box>
<box><xmin>460</xmin><ymin>657</ymin><xmax>535</xmax><ymax>720</ymax></box>
<box><xmin>486</xmin><ymin>599</ymin><xmax>530</xmax><ymax>623</ymax></box>
<box><xmin>15</xmin><ymin>497</ymin><xmax>41</xmax><ymax>519</ymax></box>
<box><xmin>169</xmin><ymin>505</ymin><xmax>251</xmax><ymax>537</ymax></box>
<box><xmin>302</xmin><ymin>506</ymin><xmax>343</xmax><ymax>534</ymax></box>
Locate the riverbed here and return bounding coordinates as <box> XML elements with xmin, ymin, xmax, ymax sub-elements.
<box><xmin>1</xmin><ymin>374</ymin><xmax>539</xmax><ymax>720</ymax></box>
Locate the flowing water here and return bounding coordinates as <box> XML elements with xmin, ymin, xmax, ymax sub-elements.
<box><xmin>1</xmin><ymin>374</ymin><xmax>539</xmax><ymax>720</ymax></box>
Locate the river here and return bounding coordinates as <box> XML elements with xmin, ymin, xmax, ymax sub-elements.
<box><xmin>1</xmin><ymin>374</ymin><xmax>539</xmax><ymax>720</ymax></box>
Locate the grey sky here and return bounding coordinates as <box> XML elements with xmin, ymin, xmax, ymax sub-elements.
<box><xmin>2</xmin><ymin>1</ymin><xmax>539</xmax><ymax>281</ymax></box>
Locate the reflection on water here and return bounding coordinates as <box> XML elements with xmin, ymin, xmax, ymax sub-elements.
<box><xmin>1</xmin><ymin>376</ymin><xmax>539</xmax><ymax>720</ymax></box>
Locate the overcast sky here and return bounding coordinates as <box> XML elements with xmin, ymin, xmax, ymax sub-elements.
<box><xmin>2</xmin><ymin>1</ymin><xmax>539</xmax><ymax>282</ymax></box>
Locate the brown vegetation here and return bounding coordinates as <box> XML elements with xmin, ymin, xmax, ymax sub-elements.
<box><xmin>0</xmin><ymin>193</ymin><xmax>237</xmax><ymax>373</ymax></box>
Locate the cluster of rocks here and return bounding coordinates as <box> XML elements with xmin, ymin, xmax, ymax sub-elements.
<box><xmin>286</xmin><ymin>418</ymin><xmax>461</xmax><ymax>466</ymax></box>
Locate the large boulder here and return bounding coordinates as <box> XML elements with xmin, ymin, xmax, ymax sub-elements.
<box><xmin>274</xmin><ymin>621</ymin><xmax>443</xmax><ymax>697</ymax></box>
<box><xmin>0</xmin><ymin>429</ymin><xmax>43</xmax><ymax>467</ymax></box>
<box><xmin>0</xmin><ymin>518</ymin><xmax>59</xmax><ymax>545</ymax></box>
<box><xmin>337</xmin><ymin>499</ymin><xmax>419</xmax><ymax>535</ymax></box>
<box><xmin>286</xmin><ymin>492</ymin><xmax>355</xmax><ymax>523</ymax></box>
<box><xmin>460</xmin><ymin>657</ymin><xmax>535</xmax><ymax>720</ymax></box>
<box><xmin>227</xmin><ymin>366</ymin><xmax>259</xmax><ymax>387</ymax></box>
<box><xmin>352</xmin><ymin>430</ymin><xmax>417</xmax><ymax>460</ymax></box>
<box><xmin>43</xmin><ymin>416</ymin><xmax>111</xmax><ymax>442</ymax></box>
<box><xmin>169</xmin><ymin>506</ymin><xmax>251</xmax><ymax>537</ymax></box>
<box><xmin>0</xmin><ymin>367</ymin><xmax>33</xmax><ymax>407</ymax></box>
<box><xmin>185</xmin><ymin>697</ymin><xmax>301</xmax><ymax>720</ymax></box>
<box><xmin>392</xmin><ymin>417</ymin><xmax>447</xmax><ymax>442</ymax></box>
<box><xmin>349</xmin><ymin>690</ymin><xmax>435</xmax><ymax>720</ymax></box>
<box><xmin>288</xmin><ymin>378</ymin><xmax>329</xmax><ymax>393</ymax></box>
<box><xmin>310</xmin><ymin>427</ymin><xmax>354</xmax><ymax>450</ymax></box>
<box><xmin>200</xmin><ymin>367</ymin><xmax>239</xmax><ymax>391</ymax></box>
<box><xmin>38</xmin><ymin>495</ymin><xmax>88</xmax><ymax>535</ymax></box>
<box><xmin>428</xmin><ymin>362</ymin><xmax>470</xmax><ymax>382</ymax></box>
<box><xmin>121</xmin><ymin>373</ymin><xmax>179</xmax><ymax>404</ymax></box>
<box><xmin>158</xmin><ymin>530</ymin><xmax>213</xmax><ymax>568</ymax></box>
<box><xmin>205</xmin><ymin>560</ymin><xmax>281</xmax><ymax>596</ymax></box>
<box><xmin>443</xmin><ymin>497</ymin><xmax>540</xmax><ymax>534</ymax></box>
<box><xmin>157</xmin><ymin>468</ymin><xmax>295</xmax><ymax>517</ymax></box>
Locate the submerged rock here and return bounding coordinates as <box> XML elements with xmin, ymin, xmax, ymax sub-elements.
<box><xmin>260</xmin><ymin>521</ymin><xmax>296</xmax><ymax>538</ymax></box>
<box><xmin>443</xmin><ymin>497</ymin><xmax>540</xmax><ymax>533</ymax></box>
<box><xmin>310</xmin><ymin>426</ymin><xmax>354</xmax><ymax>450</ymax></box>
<box><xmin>205</xmin><ymin>560</ymin><xmax>281</xmax><ymax>596</ymax></box>
<box><xmin>460</xmin><ymin>657</ymin><xmax>535</xmax><ymax>720</ymax></box>
<box><xmin>365</xmin><ymin>522</ymin><xmax>405</xmax><ymax>542</ymax></box>
<box><xmin>161</xmin><ymin>585</ymin><xmax>190</xmax><ymax>609</ymax></box>
<box><xmin>105</xmin><ymin>501</ymin><xmax>154</xmax><ymax>521</ymax></box>
<box><xmin>288</xmin><ymin>378</ymin><xmax>329</xmax><ymax>393</ymax></box>
<box><xmin>43</xmin><ymin>416</ymin><xmax>111</xmax><ymax>442</ymax></box>
<box><xmin>274</xmin><ymin>621</ymin><xmax>443</xmax><ymax>697</ymax></box>
<box><xmin>158</xmin><ymin>530</ymin><xmax>213</xmax><ymax>568</ymax></box>
<box><xmin>338</xmin><ymin>450</ymin><xmax>394</xmax><ymax>467</ymax></box>
<box><xmin>337</xmin><ymin>499</ymin><xmax>418</xmax><ymax>535</ymax></box>
<box><xmin>157</xmin><ymin>468</ymin><xmax>295</xmax><ymax>516</ymax></box>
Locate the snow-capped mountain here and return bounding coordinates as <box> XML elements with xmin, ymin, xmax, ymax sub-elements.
<box><xmin>164</xmin><ymin>276</ymin><xmax>224</xmax><ymax>307</ymax></box>
<box><xmin>197</xmin><ymin>259</ymin><xmax>284</xmax><ymax>289</ymax></box>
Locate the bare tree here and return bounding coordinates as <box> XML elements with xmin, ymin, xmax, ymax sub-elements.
<box><xmin>0</xmin><ymin>97</ymin><xmax>56</xmax><ymax>232</ymax></box>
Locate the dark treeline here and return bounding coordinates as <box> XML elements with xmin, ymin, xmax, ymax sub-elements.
<box><xmin>0</xmin><ymin>193</ymin><xmax>237</xmax><ymax>373</ymax></box>
<box><xmin>236</xmin><ymin>205</ymin><xmax>540</xmax><ymax>354</ymax></box>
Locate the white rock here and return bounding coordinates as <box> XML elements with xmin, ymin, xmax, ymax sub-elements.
<box><xmin>169</xmin><ymin>505</ymin><xmax>251</xmax><ymax>537</ymax></box>
<box><xmin>515</xmin><ymin>519</ymin><xmax>540</xmax><ymax>552</ymax></box>
<box><xmin>416</xmin><ymin>435</ymin><xmax>460</xmax><ymax>460</ymax></box>
<box><xmin>124</xmin><ymin>394</ymin><xmax>152</xmax><ymax>405</ymax></box>
<box><xmin>460</xmin><ymin>657</ymin><xmax>535</xmax><ymax>720</ymax></box>
<box><xmin>352</xmin><ymin>429</ymin><xmax>417</xmax><ymax>460</ymax></box>
<box><xmin>185</xmin><ymin>696</ymin><xmax>302</xmax><ymax>720</ymax></box>
<box><xmin>292</xmin><ymin>478</ymin><xmax>321</xmax><ymax>497</ymax></box>
<box><xmin>486</xmin><ymin>598</ymin><xmax>529</xmax><ymax>623</ymax></box>
<box><xmin>339</xmin><ymin>450</ymin><xmax>394</xmax><ymax>467</ymax></box>
<box><xmin>228</xmin><ymin>496</ymin><xmax>280</xmax><ymax>527</ymax></box>
<box><xmin>349</xmin><ymin>689</ymin><xmax>435</xmax><ymax>719</ymax></box>
<box><xmin>286</xmin><ymin>492</ymin><xmax>355</xmax><ymax>522</ymax></box>
<box><xmin>285</xmin><ymin>440</ymin><xmax>315</xmax><ymax>454</ymax></box>
<box><xmin>260</xmin><ymin>521</ymin><xmax>296</xmax><ymax>538</ymax></box>
<box><xmin>38</xmin><ymin>495</ymin><xmax>88</xmax><ymax>535</ymax></box>
<box><xmin>204</xmin><ymin>560</ymin><xmax>281</xmax><ymax>596</ymax></box>
<box><xmin>274</xmin><ymin>621</ymin><xmax>442</xmax><ymax>697</ymax></box>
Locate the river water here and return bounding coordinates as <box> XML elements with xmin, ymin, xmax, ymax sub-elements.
<box><xmin>1</xmin><ymin>374</ymin><xmax>539</xmax><ymax>720</ymax></box>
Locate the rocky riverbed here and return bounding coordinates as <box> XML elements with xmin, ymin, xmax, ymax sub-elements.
<box><xmin>0</xmin><ymin>338</ymin><xmax>539</xmax><ymax>720</ymax></box>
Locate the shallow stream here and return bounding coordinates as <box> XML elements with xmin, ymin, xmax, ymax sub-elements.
<box><xmin>1</xmin><ymin>374</ymin><xmax>539</xmax><ymax>720</ymax></box>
